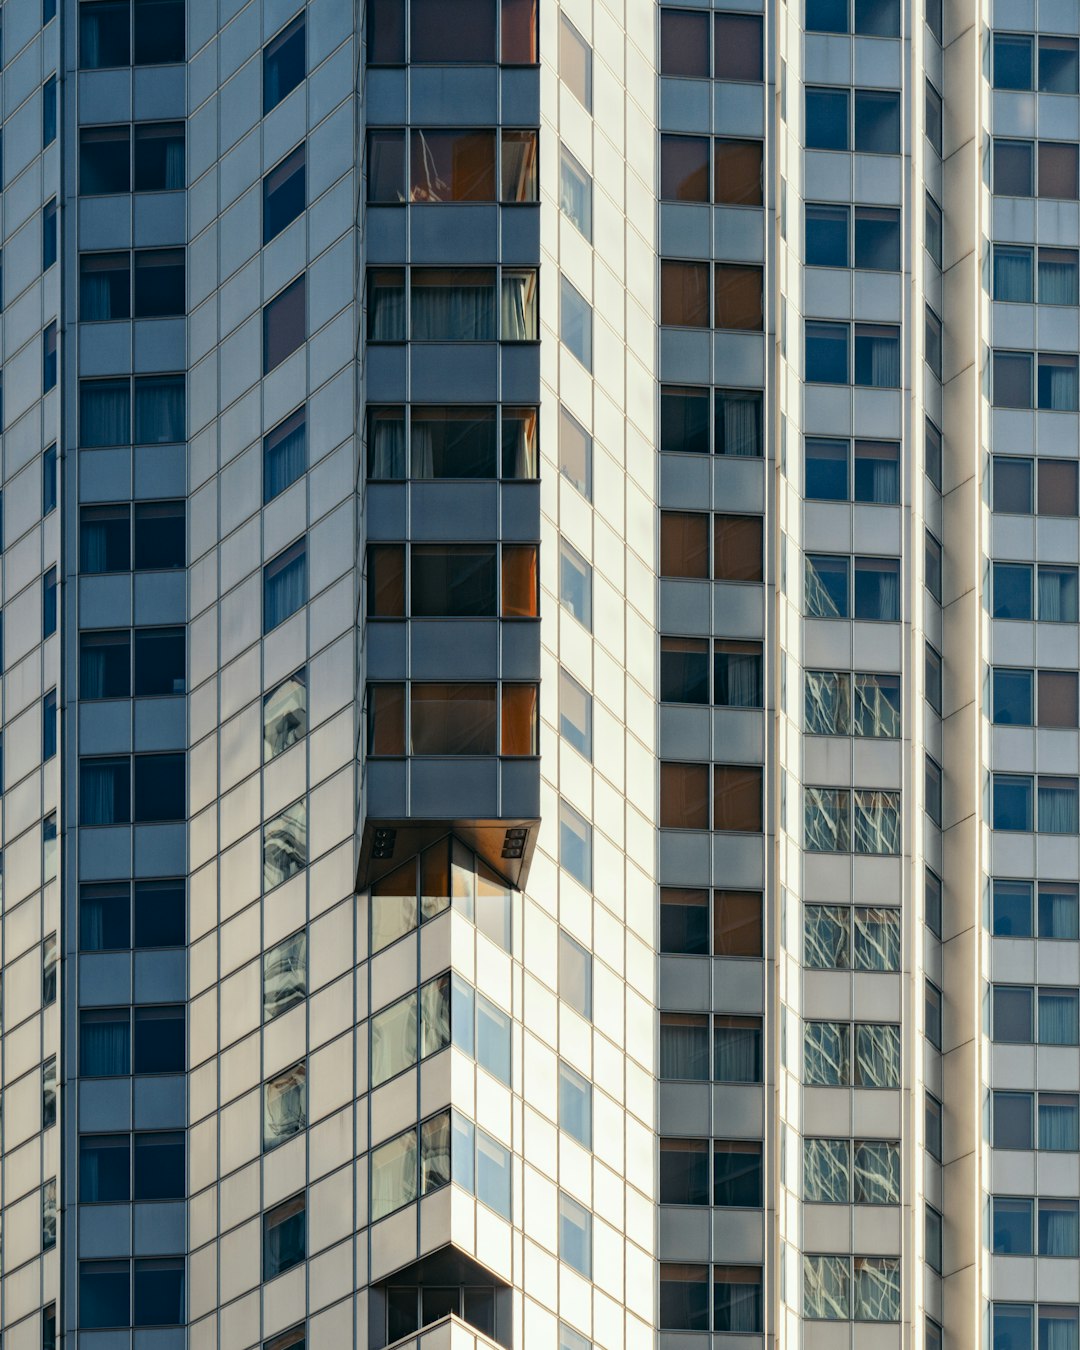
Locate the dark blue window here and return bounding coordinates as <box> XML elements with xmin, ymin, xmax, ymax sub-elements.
<box><xmin>42</xmin><ymin>689</ymin><xmax>57</xmax><ymax>759</ymax></box>
<box><xmin>79</xmin><ymin>1261</ymin><xmax>130</xmax><ymax>1327</ymax></box>
<box><xmin>993</xmin><ymin>774</ymin><xmax>1034</xmax><ymax>831</ymax></box>
<box><xmin>42</xmin><ymin>76</ymin><xmax>56</xmax><ymax>146</ymax></box>
<box><xmin>133</xmin><ymin>753</ymin><xmax>184</xmax><ymax>822</ymax></box>
<box><xmin>43</xmin><ymin>199</ymin><xmax>57</xmax><ymax>269</ymax></box>
<box><xmin>133</xmin><ymin>1005</ymin><xmax>184</xmax><ymax>1073</ymax></box>
<box><xmin>43</xmin><ymin>321</ymin><xmax>57</xmax><ymax>391</ymax></box>
<box><xmin>264</xmin><ymin>15</ymin><xmax>305</xmax><ymax>113</ymax></box>
<box><xmin>805</xmin><ymin>204</ymin><xmax>848</xmax><ymax>267</ymax></box>
<box><xmin>805</xmin><ymin>321</ymin><xmax>849</xmax><ymax>384</ymax></box>
<box><xmin>993</xmin><ymin>668</ymin><xmax>1033</xmax><ymax>725</ymax></box>
<box><xmin>264</xmin><ymin>144</ymin><xmax>306</xmax><ymax>244</ymax></box>
<box><xmin>43</xmin><ymin>444</ymin><xmax>56</xmax><ymax>513</ymax></box>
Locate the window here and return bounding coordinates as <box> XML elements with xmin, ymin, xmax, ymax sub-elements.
<box><xmin>133</xmin><ymin>121</ymin><xmax>185</xmax><ymax>190</ymax></box>
<box><xmin>264</xmin><ymin>1195</ymin><xmax>306</xmax><ymax>1280</ymax></box>
<box><xmin>559</xmin><ymin>1062</ymin><xmax>592</xmax><ymax>1145</ymax></box>
<box><xmin>805</xmin><ymin>320</ymin><xmax>849</xmax><ymax>383</ymax></box>
<box><xmin>81</xmin><ymin>125</ymin><xmax>131</xmax><ymax>194</ymax></box>
<box><xmin>804</xmin><ymin>906</ymin><xmax>901</xmax><ymax>970</ymax></box>
<box><xmin>264</xmin><ymin>274</ymin><xmax>306</xmax><ymax>372</ymax></box>
<box><xmin>807</xmin><ymin>0</ymin><xmax>900</xmax><ymax>34</ymax></box>
<box><xmin>138</xmin><ymin>1258</ymin><xmax>188</xmax><ymax>1327</ymax></box>
<box><xmin>805</xmin><ymin>437</ymin><xmax>900</xmax><ymax>504</ymax></box>
<box><xmin>265</xmin><ymin>1329</ymin><xmax>307</xmax><ymax>1350</ymax></box>
<box><xmin>43</xmin><ymin>1056</ymin><xmax>57</xmax><ymax>1125</ymax></box>
<box><xmin>42</xmin><ymin>75</ymin><xmax>56</xmax><ymax>146</ymax></box>
<box><xmin>81</xmin><ymin>1007</ymin><xmax>131</xmax><ymax>1076</ymax></box>
<box><xmin>263</xmin><ymin>405</ymin><xmax>307</xmax><ymax>502</ymax></box>
<box><xmin>559</xmin><ymin>14</ymin><xmax>592</xmax><ymax>109</ymax></box>
<box><xmin>559</xmin><ymin>669</ymin><xmax>592</xmax><ymax>758</ymax></box>
<box><xmin>42</xmin><ymin>319</ymin><xmax>57</xmax><ymax>394</ymax></box>
<box><xmin>559</xmin><ymin>932</ymin><xmax>592</xmax><ymax>1019</ymax></box>
<box><xmin>81</xmin><ymin>1134</ymin><xmax>131</xmax><ymax>1203</ymax></box>
<box><xmin>42</xmin><ymin>934</ymin><xmax>57</xmax><ymax>1005</ymax></box>
<box><xmin>559</xmin><ymin>406</ymin><xmax>592</xmax><ymax>498</ymax></box>
<box><xmin>715</xmin><ymin>139</ymin><xmax>764</xmax><ymax>205</ymax></box>
<box><xmin>559</xmin><ymin>799</ymin><xmax>592</xmax><ymax>888</ymax></box>
<box><xmin>560</xmin><ymin>145</ymin><xmax>592</xmax><ymax>238</ymax></box>
<box><xmin>713</xmin><ymin>1141</ymin><xmax>763</xmax><ymax>1206</ymax></box>
<box><xmin>44</xmin><ymin>1304</ymin><xmax>57</xmax><ymax>1350</ymax></box>
<box><xmin>1039</xmin><ymin>565</ymin><xmax>1079</xmax><ymax>621</ymax></box>
<box><xmin>560</xmin><ymin>276</ymin><xmax>592</xmax><ymax>369</ymax></box>
<box><xmin>43</xmin><ymin>199</ymin><xmax>58</xmax><ymax>273</ymax></box>
<box><xmin>264</xmin><ymin>1063</ymin><xmax>307</xmax><ymax>1150</ymax></box>
<box><xmin>559</xmin><ymin>1325</ymin><xmax>591</xmax><ymax>1350</ymax></box>
<box><xmin>803</xmin><ymin>1138</ymin><xmax>900</xmax><ymax>1203</ymax></box>
<box><xmin>559</xmin><ymin>539</ymin><xmax>592</xmax><ymax>629</ymax></box>
<box><xmin>661</xmin><ymin>134</ymin><xmax>709</xmax><ymax>203</ymax></box>
<box><xmin>660</xmin><ymin>1262</ymin><xmax>710</xmax><ymax>1330</ymax></box>
<box><xmin>41</xmin><ymin>566</ymin><xmax>58</xmax><ymax>641</ymax></box>
<box><xmin>264</xmin><ymin>15</ymin><xmax>305</xmax><ymax>113</ymax></box>
<box><xmin>710</xmin><ymin>764</ymin><xmax>762</xmax><ymax>832</ymax></box>
<box><xmin>264</xmin><ymin>539</ymin><xmax>307</xmax><ymax>632</ymax></box>
<box><xmin>715</xmin><ymin>264</ymin><xmax>764</xmax><ymax>330</ymax></box>
<box><xmin>264</xmin><ymin>668</ymin><xmax>306</xmax><ymax>761</ymax></box>
<box><xmin>925</xmin><ymin>79</ymin><xmax>943</xmax><ymax>154</ymax></box>
<box><xmin>264</xmin><ymin>931</ymin><xmax>307</xmax><ymax>1021</ymax></box>
<box><xmin>805</xmin><ymin>87</ymin><xmax>850</xmax><ymax>151</ymax></box>
<box><xmin>80</xmin><ymin>1</ymin><xmax>131</xmax><ymax>67</ymax></box>
<box><xmin>559</xmin><ymin>1193</ymin><xmax>591</xmax><ymax>1276</ymax></box>
<box><xmin>261</xmin><ymin>145</ymin><xmax>307</xmax><ymax>248</ymax></box>
<box><xmin>263</xmin><ymin>800</ymin><xmax>307</xmax><ymax>888</ymax></box>
<box><xmin>80</xmin><ymin>1262</ymin><xmax>130</xmax><ymax>1329</ymax></box>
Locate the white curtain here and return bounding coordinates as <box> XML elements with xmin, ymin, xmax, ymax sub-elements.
<box><xmin>804</xmin><ymin>1021</ymin><xmax>850</xmax><ymax>1086</ymax></box>
<box><xmin>82</xmin><ymin>1018</ymin><xmax>129</xmax><ymax>1076</ymax></box>
<box><xmin>1038</xmin><ymin>780</ymin><xmax>1079</xmax><ymax>833</ymax></box>
<box><xmin>369</xmin><ymin>281</ymin><xmax>405</xmax><ymax>340</ymax></box>
<box><xmin>1039</xmin><ymin>990</ymin><xmax>1079</xmax><ymax>1045</ymax></box>
<box><xmin>264</xmin><ymin>550</ymin><xmax>307</xmax><ymax>630</ymax></box>
<box><xmin>1040</xmin><ymin>258</ymin><xmax>1078</xmax><ymax>304</ymax></box>
<box><xmin>855</xmin><ymin>1023</ymin><xmax>900</xmax><ymax>1087</ymax></box>
<box><xmin>803</xmin><ymin>1138</ymin><xmax>849</xmax><ymax>1202</ymax></box>
<box><xmin>1039</xmin><ymin>568</ymin><xmax>1079</xmax><ymax>621</ymax></box>
<box><xmin>717</xmin><ymin>391</ymin><xmax>761</xmax><ymax>456</ymax></box>
<box><xmin>805</xmin><ymin>670</ymin><xmax>850</xmax><ymax>734</ymax></box>
<box><xmin>804</xmin><ymin>905</ymin><xmax>849</xmax><ymax>969</ymax></box>
<box><xmin>501</xmin><ymin>273</ymin><xmax>537</xmax><ymax>340</ymax></box>
<box><xmin>164</xmin><ymin>137</ymin><xmax>185</xmax><ymax>190</ymax></box>
<box><xmin>1039</xmin><ymin>1098</ymin><xmax>1079</xmax><ymax>1150</ymax></box>
<box><xmin>1042</xmin><ymin>360</ymin><xmax>1080</xmax><ymax>411</ymax></box>
<box><xmin>1040</xmin><ymin>886</ymin><xmax>1079</xmax><ymax>938</ymax></box>
<box><xmin>81</xmin><ymin>761</ymin><xmax>124</xmax><ymax>825</ymax></box>
<box><xmin>803</xmin><ymin>1255</ymin><xmax>849</xmax><ymax>1320</ymax></box>
<box><xmin>1042</xmin><ymin>1312</ymin><xmax>1080</xmax><ymax>1350</ymax></box>
<box><xmin>714</xmin><ymin>1277</ymin><xmax>761</xmax><ymax>1333</ymax></box>
<box><xmin>714</xmin><ymin>1023</ymin><xmax>761</xmax><ymax>1082</ymax></box>
<box><xmin>368</xmin><ymin>414</ymin><xmax>405</xmax><ymax>478</ymax></box>
<box><xmin>868</xmin><ymin>333</ymin><xmax>900</xmax><ymax>386</ymax></box>
<box><xmin>264</xmin><ymin>418</ymin><xmax>306</xmax><ymax>497</ymax></box>
<box><xmin>995</xmin><ymin>248</ymin><xmax>1033</xmax><ymax>301</ymax></box>
<box><xmin>411</xmin><ymin>279</ymin><xmax>496</xmax><ymax>341</ymax></box>
<box><xmin>659</xmin><ymin>1016</ymin><xmax>709</xmax><ymax>1080</ymax></box>
<box><xmin>717</xmin><ymin>650</ymin><xmax>762</xmax><ymax>706</ymax></box>
<box><xmin>1040</xmin><ymin>1203</ymin><xmax>1079</xmax><ymax>1256</ymax></box>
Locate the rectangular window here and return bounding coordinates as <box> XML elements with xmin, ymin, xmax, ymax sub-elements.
<box><xmin>263</xmin><ymin>274</ymin><xmax>306</xmax><ymax>372</ymax></box>
<box><xmin>715</xmin><ymin>138</ymin><xmax>763</xmax><ymax>205</ymax></box>
<box><xmin>559</xmin><ymin>406</ymin><xmax>592</xmax><ymax>498</ymax></box>
<box><xmin>263</xmin><ymin>801</ymin><xmax>307</xmax><ymax>889</ymax></box>
<box><xmin>42</xmin><ymin>75</ymin><xmax>56</xmax><ymax>146</ymax></box>
<box><xmin>926</xmin><ymin>193</ymin><xmax>942</xmax><ymax>267</ymax></box>
<box><xmin>81</xmin><ymin>1007</ymin><xmax>131</xmax><ymax>1076</ymax></box>
<box><xmin>559</xmin><ymin>799</ymin><xmax>592</xmax><ymax>889</ymax></box>
<box><xmin>134</xmin><ymin>1131</ymin><xmax>185</xmax><ymax>1200</ymax></box>
<box><xmin>559</xmin><ymin>1193</ymin><xmax>592</xmax><ymax>1276</ymax></box>
<box><xmin>81</xmin><ymin>125</ymin><xmax>131</xmax><ymax>194</ymax></box>
<box><xmin>264</xmin><ymin>539</ymin><xmax>307</xmax><ymax>632</ymax></box>
<box><xmin>995</xmin><ymin>139</ymin><xmax>1034</xmax><ymax>196</ymax></box>
<box><xmin>263</xmin><ymin>1195</ymin><xmax>306</xmax><ymax>1280</ymax></box>
<box><xmin>80</xmin><ymin>1262</ymin><xmax>130</xmax><ymax>1329</ymax></box>
<box><xmin>264</xmin><ymin>931</ymin><xmax>307</xmax><ymax>1021</ymax></box>
<box><xmin>855</xmin><ymin>206</ymin><xmax>901</xmax><ymax>271</ymax></box>
<box><xmin>806</xmin><ymin>320</ymin><xmax>850</xmax><ymax>384</ymax></box>
<box><xmin>559</xmin><ymin>539</ymin><xmax>592</xmax><ymax>628</ymax></box>
<box><xmin>714</xmin><ymin>641</ymin><xmax>763</xmax><ymax>707</ymax></box>
<box><xmin>660</xmin><ymin>1263</ymin><xmax>709</xmax><ymax>1331</ymax></box>
<box><xmin>264</xmin><ymin>1063</ymin><xmax>307</xmax><ymax>1150</ymax></box>
<box><xmin>559</xmin><ymin>14</ymin><xmax>592</xmax><ymax>110</ymax></box>
<box><xmin>264</xmin><ymin>406</ymin><xmax>307</xmax><ymax>502</ymax></box>
<box><xmin>132</xmin><ymin>626</ymin><xmax>185</xmax><ymax>697</ymax></box>
<box><xmin>1039</xmin><ymin>564</ymin><xmax>1079</xmax><ymax>621</ymax></box>
<box><xmin>43</xmin><ymin>198</ymin><xmax>58</xmax><ymax>269</ymax></box>
<box><xmin>660</xmin><ymin>1137</ymin><xmax>709</xmax><ymax>1205</ymax></box>
<box><xmin>80</xmin><ymin>1134</ymin><xmax>131</xmax><ymax>1203</ymax></box>
<box><xmin>264</xmin><ymin>143</ymin><xmax>306</xmax><ymax>243</ymax></box>
<box><xmin>560</xmin><ymin>276</ymin><xmax>592</xmax><ymax>369</ymax></box>
<box><xmin>410</xmin><ymin>128</ymin><xmax>496</xmax><ymax>201</ymax></box>
<box><xmin>805</xmin><ymin>86</ymin><xmax>850</xmax><ymax>151</ymax></box>
<box><xmin>133</xmin><ymin>248</ymin><xmax>184</xmax><ymax>317</ymax></box>
<box><xmin>559</xmin><ymin>145</ymin><xmax>592</xmax><ymax>237</ymax></box>
<box><xmin>714</xmin><ymin>263</ymin><xmax>764</xmax><ymax>331</ymax></box>
<box><xmin>559</xmin><ymin>669</ymin><xmax>592</xmax><ymax>758</ymax></box>
<box><xmin>43</xmin><ymin>320</ymin><xmax>57</xmax><ymax>390</ymax></box>
<box><xmin>805</xmin><ymin>554</ymin><xmax>850</xmax><ymax>618</ymax></box>
<box><xmin>925</xmin><ymin>79</ymin><xmax>943</xmax><ymax>154</ymax></box>
<box><xmin>714</xmin><ymin>764</ymin><xmax>763</xmax><ymax>832</ymax></box>
<box><xmin>559</xmin><ymin>1062</ymin><xmax>592</xmax><ymax>1146</ymax></box>
<box><xmin>133</xmin><ymin>121</ymin><xmax>185</xmax><ymax>191</ymax></box>
<box><xmin>264</xmin><ymin>15</ymin><xmax>305</xmax><ymax>113</ymax></box>
<box><xmin>1040</xmin><ymin>141</ymin><xmax>1080</xmax><ymax>200</ymax></box>
<box><xmin>559</xmin><ymin>932</ymin><xmax>592</xmax><ymax>1020</ymax></box>
<box><xmin>43</xmin><ymin>566</ymin><xmax>57</xmax><ymax>638</ymax></box>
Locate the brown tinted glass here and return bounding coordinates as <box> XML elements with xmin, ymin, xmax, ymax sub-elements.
<box><xmin>714</xmin><ymin>891</ymin><xmax>763</xmax><ymax>956</ymax></box>
<box><xmin>367</xmin><ymin>544</ymin><xmax>405</xmax><ymax>616</ymax></box>
<box><xmin>714</xmin><ymin>515</ymin><xmax>763</xmax><ymax>581</ymax></box>
<box><xmin>1039</xmin><ymin>141</ymin><xmax>1079</xmax><ymax>199</ymax></box>
<box><xmin>501</xmin><ymin>130</ymin><xmax>538</xmax><ymax>201</ymax></box>
<box><xmin>714</xmin><ymin>14</ymin><xmax>763</xmax><ymax>81</ymax></box>
<box><xmin>660</xmin><ymin>134</ymin><xmax>710</xmax><ymax>202</ymax></box>
<box><xmin>714</xmin><ymin>765</ymin><xmax>763</xmax><ymax>831</ymax></box>
<box><xmin>502</xmin><ymin>544</ymin><xmax>538</xmax><ymax>616</ymax></box>
<box><xmin>1039</xmin><ymin>671</ymin><xmax>1079</xmax><ymax>728</ymax></box>
<box><xmin>501</xmin><ymin>683</ymin><xmax>539</xmax><ymax>754</ymax></box>
<box><xmin>715</xmin><ymin>264</ymin><xmax>764</xmax><ymax>330</ymax></box>
<box><xmin>367</xmin><ymin>684</ymin><xmax>405</xmax><ymax>755</ymax></box>
<box><xmin>994</xmin><ymin>351</ymin><xmax>1033</xmax><ymax>408</ymax></box>
<box><xmin>410</xmin><ymin>129</ymin><xmax>496</xmax><ymax>201</ymax></box>
<box><xmin>660</xmin><ymin>512</ymin><xmax>710</xmax><ymax>578</ymax></box>
<box><xmin>660</xmin><ymin>9</ymin><xmax>710</xmax><ymax>76</ymax></box>
<box><xmin>411</xmin><ymin>683</ymin><xmax>497</xmax><ymax>755</ymax></box>
<box><xmin>411</xmin><ymin>0</ymin><xmax>495</xmax><ymax>62</ymax></box>
<box><xmin>1038</xmin><ymin>459</ymin><xmax>1079</xmax><ymax>517</ymax></box>
<box><xmin>501</xmin><ymin>0</ymin><xmax>538</xmax><ymax>62</ymax></box>
<box><xmin>660</xmin><ymin>762</ymin><xmax>710</xmax><ymax>829</ymax></box>
<box><xmin>661</xmin><ymin>260</ymin><xmax>710</xmax><ymax>327</ymax></box>
<box><xmin>714</xmin><ymin>139</ymin><xmax>763</xmax><ymax>205</ymax></box>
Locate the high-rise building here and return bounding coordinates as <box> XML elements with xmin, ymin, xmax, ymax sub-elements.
<box><xmin>8</xmin><ymin>0</ymin><xmax>1078</xmax><ymax>1347</ymax></box>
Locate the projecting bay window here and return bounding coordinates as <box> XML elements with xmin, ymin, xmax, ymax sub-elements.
<box><xmin>660</xmin><ymin>385</ymin><xmax>763</xmax><ymax>457</ymax></box>
<box><xmin>659</xmin><ymin>889</ymin><xmax>763</xmax><ymax>957</ymax></box>
<box><xmin>367</xmin><ymin>127</ymin><xmax>538</xmax><ymax>203</ymax></box>
<box><xmin>371</xmin><ymin>972</ymin><xmax>510</xmax><ymax>1088</ymax></box>
<box><xmin>370</xmin><ymin>1110</ymin><xmax>511</xmax><ymax>1222</ymax></box>
<box><xmin>658</xmin><ymin>1012</ymin><xmax>763</xmax><ymax>1082</ymax></box>
<box><xmin>367</xmin><ymin>266</ymin><xmax>538</xmax><ymax>342</ymax></box>
<box><xmin>366</xmin><ymin>405</ymin><xmax>538</xmax><ymax>480</ymax></box>
<box><xmin>370</xmin><ymin>837</ymin><xmax>513</xmax><ymax>954</ymax></box>
<box><xmin>366</xmin><ymin>682</ymin><xmax>537</xmax><ymax>757</ymax></box>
